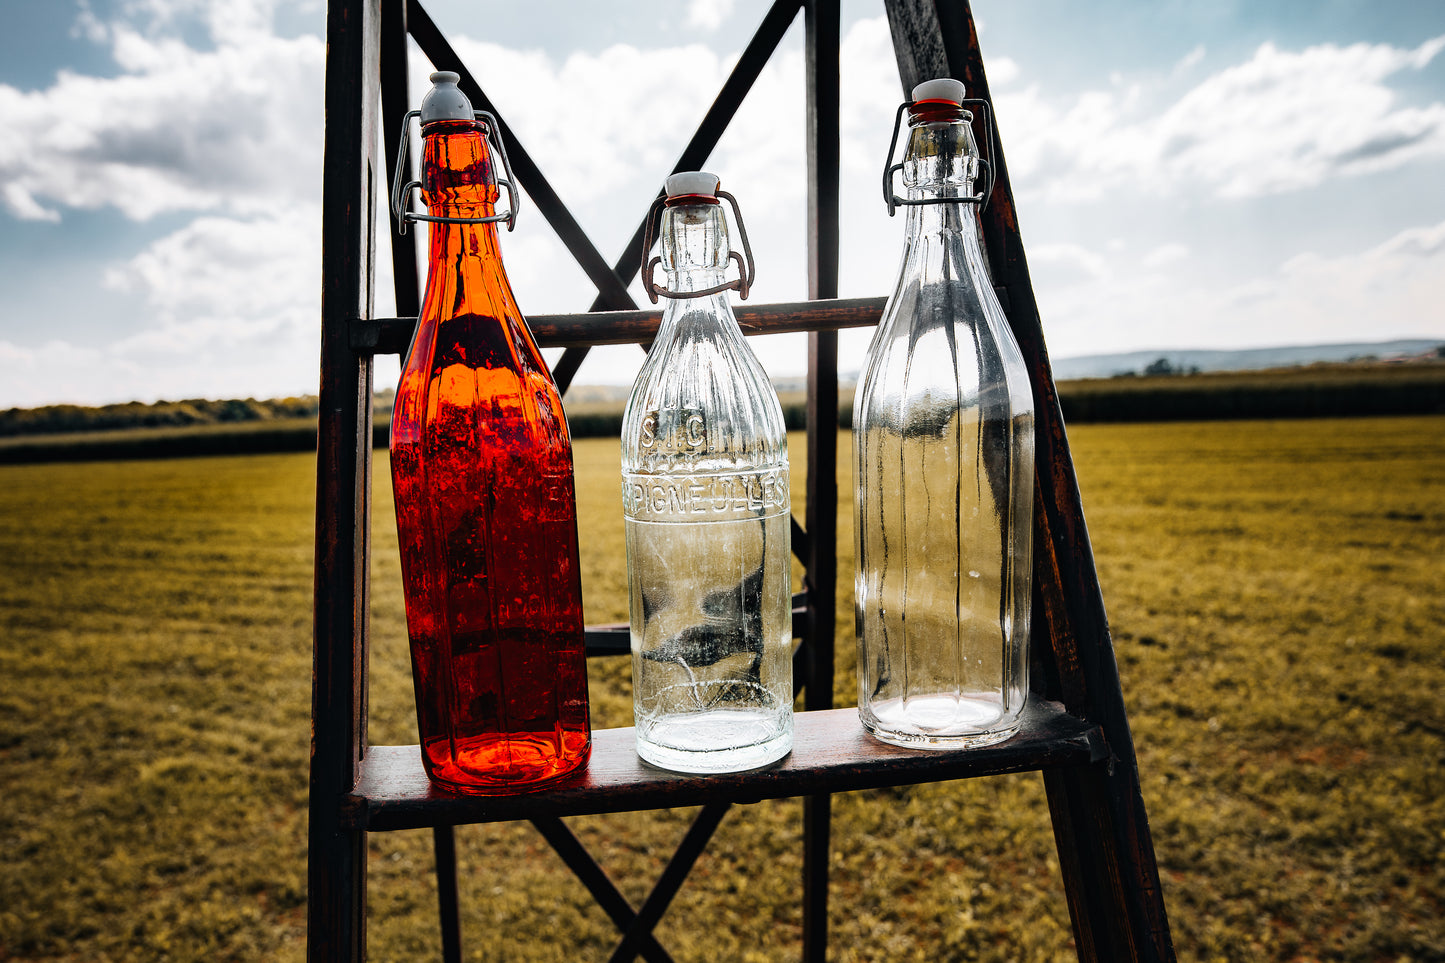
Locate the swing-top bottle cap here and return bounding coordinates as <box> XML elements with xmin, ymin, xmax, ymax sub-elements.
<box><xmin>421</xmin><ymin>70</ymin><xmax>473</xmax><ymax>124</ymax></box>
<box><xmin>911</xmin><ymin>77</ymin><xmax>965</xmax><ymax>104</ymax></box>
<box><xmin>664</xmin><ymin>171</ymin><xmax>721</xmax><ymax>201</ymax></box>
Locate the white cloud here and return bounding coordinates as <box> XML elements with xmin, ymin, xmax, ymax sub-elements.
<box><xmin>0</xmin><ymin>339</ymin><xmax>135</xmax><ymax>410</ymax></box>
<box><xmin>998</xmin><ymin>34</ymin><xmax>1445</xmax><ymax>202</ymax></box>
<box><xmin>1216</xmin><ymin>220</ymin><xmax>1445</xmax><ymax>345</ymax></box>
<box><xmin>0</xmin><ymin>1</ymin><xmax>329</xmax><ymax>404</ymax></box>
<box><xmin>687</xmin><ymin>0</ymin><xmax>736</xmax><ymax>32</ymax></box>
<box><xmin>1141</xmin><ymin>242</ymin><xmax>1189</xmax><ymax>268</ymax></box>
<box><xmin>390</xmin><ymin>15</ymin><xmax>909</xmax><ymax>389</ymax></box>
<box><xmin>104</xmin><ymin>209</ymin><xmax>318</xmax><ymax>347</ymax></box>
<box><xmin>4</xmin><ymin>6</ymin><xmax>1444</xmax><ymax>407</ymax></box>
<box><xmin>1037</xmin><ymin>219</ymin><xmax>1445</xmax><ymax>359</ymax></box>
<box><xmin>88</xmin><ymin>0</ymin><xmax>282</xmax><ymax>45</ymax></box>
<box><xmin>986</xmin><ymin>56</ymin><xmax>1021</xmax><ymax>87</ymax></box>
<box><xmin>0</xmin><ymin>207</ymin><xmax>322</xmax><ymax>407</ymax></box>
<box><xmin>478</xmin><ymin>38</ymin><xmax>740</xmax><ymax>205</ymax></box>
<box><xmin>2</xmin><ymin>182</ymin><xmax>60</xmax><ymax>222</ymax></box>
<box><xmin>1029</xmin><ymin>242</ymin><xmax>1111</xmax><ymax>284</ymax></box>
<box><xmin>1173</xmin><ymin>45</ymin><xmax>1205</xmax><ymax>75</ymax></box>
<box><xmin>0</xmin><ymin>0</ymin><xmax>322</xmax><ymax>222</ymax></box>
<box><xmin>1409</xmin><ymin>35</ymin><xmax>1445</xmax><ymax>70</ymax></box>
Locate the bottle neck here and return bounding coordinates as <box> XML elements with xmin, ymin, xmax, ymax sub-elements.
<box><xmin>902</xmin><ymin>103</ymin><xmax>979</xmax><ymax>191</ymax></box>
<box><xmin>656</xmin><ymin>200</ymin><xmax>734</xmax><ymax>326</ymax></box>
<box><xmin>419</xmin><ymin>121</ymin><xmax>507</xmax><ymax>314</ymax></box>
<box><xmin>900</xmin><ymin>109</ymin><xmax>989</xmax><ymax>282</ymax></box>
<box><xmin>660</xmin><ymin>201</ymin><xmax>730</xmax><ymax>292</ymax></box>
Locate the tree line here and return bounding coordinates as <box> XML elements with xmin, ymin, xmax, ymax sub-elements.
<box><xmin>0</xmin><ymin>396</ymin><xmax>325</xmax><ymax>437</ymax></box>
<box><xmin>1</xmin><ymin>362</ymin><xmax>1441</xmax><ymax>464</ymax></box>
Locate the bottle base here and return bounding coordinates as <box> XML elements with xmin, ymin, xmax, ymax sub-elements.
<box><xmin>422</xmin><ymin>732</ymin><xmax>591</xmax><ymax>795</ymax></box>
<box><xmin>861</xmin><ymin>721</ymin><xmax>1020</xmax><ymax>751</ymax></box>
<box><xmin>860</xmin><ymin>694</ymin><xmax>1022</xmax><ymax>750</ymax></box>
<box><xmin>636</xmin><ymin>710</ymin><xmax>793</xmax><ymax>774</ymax></box>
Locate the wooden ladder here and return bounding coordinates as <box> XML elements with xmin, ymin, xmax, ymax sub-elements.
<box><xmin>309</xmin><ymin>1</ymin><xmax>1178</xmax><ymax>960</ymax></box>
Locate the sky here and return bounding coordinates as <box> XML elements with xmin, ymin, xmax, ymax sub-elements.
<box><xmin>1</xmin><ymin>0</ymin><xmax>1443</xmax><ymax>408</ymax></box>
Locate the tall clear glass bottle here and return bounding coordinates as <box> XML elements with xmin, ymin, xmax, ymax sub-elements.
<box><xmin>854</xmin><ymin>78</ymin><xmax>1035</xmax><ymax>749</ymax></box>
<box><xmin>388</xmin><ymin>72</ymin><xmax>590</xmax><ymax>793</ymax></box>
<box><xmin>622</xmin><ymin>172</ymin><xmax>793</xmax><ymax>773</ymax></box>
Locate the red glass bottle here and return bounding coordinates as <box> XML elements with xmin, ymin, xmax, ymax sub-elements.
<box><xmin>389</xmin><ymin>72</ymin><xmax>590</xmax><ymax>793</ymax></box>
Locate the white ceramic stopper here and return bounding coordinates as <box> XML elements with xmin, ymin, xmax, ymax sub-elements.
<box><xmin>664</xmin><ymin>171</ymin><xmax>721</xmax><ymax>199</ymax></box>
<box><xmin>911</xmin><ymin>78</ymin><xmax>965</xmax><ymax>104</ymax></box>
<box><xmin>421</xmin><ymin>70</ymin><xmax>473</xmax><ymax>123</ymax></box>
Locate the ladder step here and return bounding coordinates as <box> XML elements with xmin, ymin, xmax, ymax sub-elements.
<box><xmin>349</xmin><ymin>297</ymin><xmax>887</xmax><ymax>355</ymax></box>
<box><xmin>584</xmin><ymin>594</ymin><xmax>809</xmax><ymax>656</ymax></box>
<box><xmin>346</xmin><ymin>700</ymin><xmax>1106</xmax><ymax>832</ymax></box>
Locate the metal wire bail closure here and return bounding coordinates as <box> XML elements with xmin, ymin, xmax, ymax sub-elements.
<box><xmin>389</xmin><ymin>108</ymin><xmax>522</xmax><ymax>233</ymax></box>
<box><xmin>882</xmin><ymin>97</ymin><xmax>997</xmax><ymax>216</ymax></box>
<box><xmin>641</xmin><ymin>189</ymin><xmax>757</xmax><ymax>304</ymax></box>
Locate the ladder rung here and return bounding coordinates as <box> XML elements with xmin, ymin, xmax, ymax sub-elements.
<box><xmin>584</xmin><ymin>594</ymin><xmax>809</xmax><ymax>656</ymax></box>
<box><xmin>350</xmin><ymin>296</ymin><xmax>887</xmax><ymax>355</ymax></box>
<box><xmin>345</xmin><ymin>699</ymin><xmax>1106</xmax><ymax>832</ymax></box>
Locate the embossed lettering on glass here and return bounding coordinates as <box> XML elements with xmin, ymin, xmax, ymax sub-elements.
<box><xmin>621</xmin><ymin>171</ymin><xmax>794</xmax><ymax>774</ymax></box>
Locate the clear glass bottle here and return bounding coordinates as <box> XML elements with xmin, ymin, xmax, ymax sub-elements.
<box><xmin>621</xmin><ymin>172</ymin><xmax>793</xmax><ymax>773</ymax></box>
<box><xmin>388</xmin><ymin>72</ymin><xmax>590</xmax><ymax>793</ymax></box>
<box><xmin>854</xmin><ymin>78</ymin><xmax>1035</xmax><ymax>749</ymax></box>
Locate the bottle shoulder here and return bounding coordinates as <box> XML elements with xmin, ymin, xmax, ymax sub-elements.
<box><xmin>857</xmin><ymin>261</ymin><xmax>1034</xmax><ymax>425</ymax></box>
<box><xmin>620</xmin><ymin>304</ymin><xmax>787</xmax><ymax>473</ymax></box>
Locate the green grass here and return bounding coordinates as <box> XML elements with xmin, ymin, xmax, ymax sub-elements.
<box><xmin>1</xmin><ymin>417</ymin><xmax>1442</xmax><ymax>961</ymax></box>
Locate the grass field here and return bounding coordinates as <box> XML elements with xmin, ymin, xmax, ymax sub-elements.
<box><xmin>1</xmin><ymin>416</ymin><xmax>1442</xmax><ymax>961</ymax></box>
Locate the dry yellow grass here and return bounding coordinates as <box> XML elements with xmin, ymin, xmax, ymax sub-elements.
<box><xmin>0</xmin><ymin>416</ymin><xmax>1441</xmax><ymax>961</ymax></box>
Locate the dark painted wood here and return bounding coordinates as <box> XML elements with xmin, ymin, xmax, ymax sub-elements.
<box><xmin>1044</xmin><ymin>766</ymin><xmax>1148</xmax><ymax>961</ymax></box>
<box><xmin>550</xmin><ymin>347</ymin><xmax>593</xmax><ymax>397</ymax></box>
<box><xmin>583</xmin><ymin>624</ymin><xmax>632</xmax><ymax>656</ymax></box>
<box><xmin>802</xmin><ymin>3</ymin><xmax>841</xmax><ymax>962</ymax></box>
<box><xmin>604</xmin><ymin>803</ymin><xmax>732</xmax><ymax>963</ymax></box>
<box><xmin>530</xmin><ymin>817</ymin><xmax>675</xmax><ymax>963</ymax></box>
<box><xmin>379</xmin><ymin>0</ymin><xmax>419</xmax><ymax>322</ymax></box>
<box><xmin>588</xmin><ymin>598</ymin><xmax>807</xmax><ymax>659</ymax></box>
<box><xmin>315</xmin><ymin>2</ymin><xmax>1174</xmax><ymax>960</ymax></box>
<box><xmin>790</xmin><ymin>516</ymin><xmax>812</xmax><ymax>564</ymax></box>
<box><xmin>802</xmin><ymin>6</ymin><xmax>842</xmax><ymax>717</ymax></box>
<box><xmin>431</xmin><ymin>825</ymin><xmax>461</xmax><ymax>963</ymax></box>
<box><xmin>349</xmin><ymin>296</ymin><xmax>886</xmax><ymax>356</ymax></box>
<box><xmin>882</xmin><ymin>1</ymin><xmax>1176</xmax><ymax>960</ymax></box>
<box><xmin>311</xmin><ymin>0</ymin><xmax>380</xmax><ymax>959</ymax></box>
<box><xmin>882</xmin><ymin>0</ymin><xmax>947</xmax><ymax>98</ymax></box>
<box><xmin>380</xmin><ymin>13</ymin><xmax>468</xmax><ymax>960</ymax></box>
<box><xmin>344</xmin><ymin>702</ymin><xmax>1102</xmax><ymax>832</ymax></box>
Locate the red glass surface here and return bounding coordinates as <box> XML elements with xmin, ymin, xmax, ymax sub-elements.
<box><xmin>389</xmin><ymin>120</ymin><xmax>590</xmax><ymax>794</ymax></box>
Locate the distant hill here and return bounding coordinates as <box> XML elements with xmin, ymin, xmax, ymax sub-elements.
<box><xmin>1049</xmin><ymin>339</ymin><xmax>1444</xmax><ymax>381</ymax></box>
